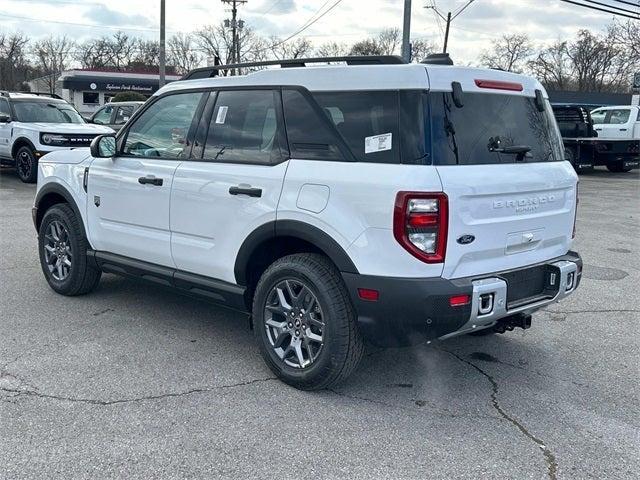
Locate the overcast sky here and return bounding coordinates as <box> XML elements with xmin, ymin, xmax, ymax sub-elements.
<box><xmin>0</xmin><ymin>0</ymin><xmax>632</xmax><ymax>64</ymax></box>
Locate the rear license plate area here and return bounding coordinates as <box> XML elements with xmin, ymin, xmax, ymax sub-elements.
<box><xmin>500</xmin><ymin>264</ymin><xmax>560</xmax><ymax>309</ymax></box>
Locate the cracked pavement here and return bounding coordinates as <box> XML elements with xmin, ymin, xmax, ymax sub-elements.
<box><xmin>1</xmin><ymin>167</ymin><xmax>639</xmax><ymax>479</ymax></box>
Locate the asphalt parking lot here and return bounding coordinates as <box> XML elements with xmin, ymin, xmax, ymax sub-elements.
<box><xmin>0</xmin><ymin>167</ymin><xmax>638</xmax><ymax>479</ymax></box>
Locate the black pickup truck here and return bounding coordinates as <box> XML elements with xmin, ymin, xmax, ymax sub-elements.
<box><xmin>551</xmin><ymin>104</ymin><xmax>640</xmax><ymax>173</ymax></box>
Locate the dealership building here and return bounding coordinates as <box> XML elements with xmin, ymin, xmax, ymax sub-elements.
<box><xmin>28</xmin><ymin>69</ymin><xmax>181</xmax><ymax>116</ymax></box>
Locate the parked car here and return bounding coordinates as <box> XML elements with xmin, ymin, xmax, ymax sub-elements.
<box><xmin>32</xmin><ymin>55</ymin><xmax>582</xmax><ymax>390</ymax></box>
<box><xmin>590</xmin><ymin>105</ymin><xmax>640</xmax><ymax>140</ymax></box>
<box><xmin>87</xmin><ymin>101</ymin><xmax>145</xmax><ymax>132</ymax></box>
<box><xmin>551</xmin><ymin>103</ymin><xmax>639</xmax><ymax>173</ymax></box>
<box><xmin>0</xmin><ymin>91</ymin><xmax>113</xmax><ymax>183</ymax></box>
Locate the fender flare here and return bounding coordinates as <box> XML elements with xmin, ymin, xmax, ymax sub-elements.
<box><xmin>34</xmin><ymin>182</ymin><xmax>87</xmax><ymax>236</ymax></box>
<box><xmin>11</xmin><ymin>137</ymin><xmax>37</xmax><ymax>158</ymax></box>
<box><xmin>234</xmin><ymin>220</ymin><xmax>359</xmax><ymax>286</ymax></box>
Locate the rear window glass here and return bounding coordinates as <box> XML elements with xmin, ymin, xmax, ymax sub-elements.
<box><xmin>430</xmin><ymin>92</ymin><xmax>564</xmax><ymax>165</ymax></box>
<box><xmin>312</xmin><ymin>91</ymin><xmax>400</xmax><ymax>164</ymax></box>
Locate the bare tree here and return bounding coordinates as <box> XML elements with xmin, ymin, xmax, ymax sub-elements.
<box><xmin>527</xmin><ymin>41</ymin><xmax>573</xmax><ymax>91</ymax></box>
<box><xmin>376</xmin><ymin>28</ymin><xmax>401</xmax><ymax>55</ymax></box>
<box><xmin>131</xmin><ymin>39</ymin><xmax>160</xmax><ymax>69</ymax></box>
<box><xmin>349</xmin><ymin>39</ymin><xmax>382</xmax><ymax>56</ymax></box>
<box><xmin>410</xmin><ymin>39</ymin><xmax>435</xmax><ymax>63</ymax></box>
<box><xmin>0</xmin><ymin>33</ymin><xmax>31</xmax><ymax>90</ymax></box>
<box><xmin>167</xmin><ymin>33</ymin><xmax>202</xmax><ymax>74</ymax></box>
<box><xmin>270</xmin><ymin>37</ymin><xmax>313</xmax><ymax>60</ymax></box>
<box><xmin>480</xmin><ymin>34</ymin><xmax>533</xmax><ymax>73</ymax></box>
<box><xmin>32</xmin><ymin>35</ymin><xmax>74</xmax><ymax>94</ymax></box>
<box><xmin>315</xmin><ymin>41</ymin><xmax>350</xmax><ymax>57</ymax></box>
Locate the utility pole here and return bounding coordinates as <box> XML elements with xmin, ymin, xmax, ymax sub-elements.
<box><xmin>159</xmin><ymin>0</ymin><xmax>166</xmax><ymax>87</ymax></box>
<box><xmin>425</xmin><ymin>0</ymin><xmax>475</xmax><ymax>54</ymax></box>
<box><xmin>401</xmin><ymin>0</ymin><xmax>412</xmax><ymax>62</ymax></box>
<box><xmin>222</xmin><ymin>0</ymin><xmax>246</xmax><ymax>73</ymax></box>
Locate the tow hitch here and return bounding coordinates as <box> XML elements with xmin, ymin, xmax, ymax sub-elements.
<box><xmin>493</xmin><ymin>313</ymin><xmax>532</xmax><ymax>334</ymax></box>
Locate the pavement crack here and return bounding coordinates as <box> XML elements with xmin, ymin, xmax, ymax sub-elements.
<box><xmin>0</xmin><ymin>377</ymin><xmax>277</xmax><ymax>406</ymax></box>
<box><xmin>443</xmin><ymin>349</ymin><xmax>558</xmax><ymax>480</ymax></box>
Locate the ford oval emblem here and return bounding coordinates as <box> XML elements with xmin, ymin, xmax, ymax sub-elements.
<box><xmin>457</xmin><ymin>234</ymin><xmax>475</xmax><ymax>245</ymax></box>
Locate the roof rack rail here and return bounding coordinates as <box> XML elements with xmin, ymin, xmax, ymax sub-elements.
<box><xmin>182</xmin><ymin>55</ymin><xmax>407</xmax><ymax>80</ymax></box>
<box><xmin>0</xmin><ymin>90</ymin><xmax>62</xmax><ymax>99</ymax></box>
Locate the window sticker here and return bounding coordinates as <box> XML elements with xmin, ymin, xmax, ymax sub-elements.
<box><xmin>215</xmin><ymin>106</ymin><xmax>228</xmax><ymax>124</ymax></box>
<box><xmin>365</xmin><ymin>132</ymin><xmax>392</xmax><ymax>154</ymax></box>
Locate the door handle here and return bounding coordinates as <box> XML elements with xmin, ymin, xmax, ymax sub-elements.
<box><xmin>619</xmin><ymin>128</ymin><xmax>627</xmax><ymax>131</ymax></box>
<box><xmin>138</xmin><ymin>176</ymin><xmax>163</xmax><ymax>186</ymax></box>
<box><xmin>229</xmin><ymin>185</ymin><xmax>262</xmax><ymax>197</ymax></box>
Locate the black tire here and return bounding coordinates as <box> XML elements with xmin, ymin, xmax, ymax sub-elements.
<box><xmin>15</xmin><ymin>146</ymin><xmax>38</xmax><ymax>183</ymax></box>
<box><xmin>606</xmin><ymin>163</ymin><xmax>632</xmax><ymax>173</ymax></box>
<box><xmin>252</xmin><ymin>253</ymin><xmax>364</xmax><ymax>390</ymax></box>
<box><xmin>38</xmin><ymin>203</ymin><xmax>101</xmax><ymax>296</ymax></box>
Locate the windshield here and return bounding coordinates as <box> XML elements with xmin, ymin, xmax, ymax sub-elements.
<box><xmin>430</xmin><ymin>92</ymin><xmax>564</xmax><ymax>165</ymax></box>
<box><xmin>13</xmin><ymin>101</ymin><xmax>85</xmax><ymax>124</ymax></box>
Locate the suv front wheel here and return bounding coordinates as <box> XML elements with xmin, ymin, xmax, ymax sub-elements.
<box><xmin>15</xmin><ymin>146</ymin><xmax>38</xmax><ymax>183</ymax></box>
<box><xmin>252</xmin><ymin>253</ymin><xmax>364</xmax><ymax>390</ymax></box>
<box><xmin>38</xmin><ymin>204</ymin><xmax>101</xmax><ymax>296</ymax></box>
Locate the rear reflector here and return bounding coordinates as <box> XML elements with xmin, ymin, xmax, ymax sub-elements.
<box><xmin>358</xmin><ymin>288</ymin><xmax>379</xmax><ymax>302</ymax></box>
<box><xmin>474</xmin><ymin>79</ymin><xmax>523</xmax><ymax>92</ymax></box>
<box><xmin>449</xmin><ymin>294</ymin><xmax>471</xmax><ymax>307</ymax></box>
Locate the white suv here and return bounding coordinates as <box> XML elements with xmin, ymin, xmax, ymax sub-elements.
<box><xmin>0</xmin><ymin>92</ymin><xmax>113</xmax><ymax>183</ymax></box>
<box><xmin>32</xmin><ymin>56</ymin><xmax>582</xmax><ymax>390</ymax></box>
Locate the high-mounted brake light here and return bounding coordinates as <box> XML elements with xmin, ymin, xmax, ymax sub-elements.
<box><xmin>393</xmin><ymin>192</ymin><xmax>448</xmax><ymax>264</ymax></box>
<box><xmin>474</xmin><ymin>79</ymin><xmax>523</xmax><ymax>92</ymax></box>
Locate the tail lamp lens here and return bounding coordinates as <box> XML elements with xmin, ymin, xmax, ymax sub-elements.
<box><xmin>394</xmin><ymin>192</ymin><xmax>448</xmax><ymax>263</ymax></box>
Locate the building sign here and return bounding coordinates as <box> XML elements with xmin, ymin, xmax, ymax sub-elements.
<box><xmin>61</xmin><ymin>75</ymin><xmax>174</xmax><ymax>94</ymax></box>
<box><xmin>105</xmin><ymin>83</ymin><xmax>155</xmax><ymax>93</ymax></box>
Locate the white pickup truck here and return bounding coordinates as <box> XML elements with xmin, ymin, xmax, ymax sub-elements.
<box><xmin>591</xmin><ymin>105</ymin><xmax>640</xmax><ymax>140</ymax></box>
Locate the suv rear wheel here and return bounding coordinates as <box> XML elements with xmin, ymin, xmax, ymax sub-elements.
<box><xmin>15</xmin><ymin>146</ymin><xmax>38</xmax><ymax>183</ymax></box>
<box><xmin>252</xmin><ymin>253</ymin><xmax>364</xmax><ymax>390</ymax></box>
<box><xmin>38</xmin><ymin>204</ymin><xmax>101</xmax><ymax>296</ymax></box>
<box><xmin>606</xmin><ymin>163</ymin><xmax>633</xmax><ymax>173</ymax></box>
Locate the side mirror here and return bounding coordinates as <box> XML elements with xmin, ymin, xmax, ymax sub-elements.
<box><xmin>0</xmin><ymin>113</ymin><xmax>11</xmax><ymax>123</ymax></box>
<box><xmin>90</xmin><ymin>134</ymin><xmax>117</xmax><ymax>158</ymax></box>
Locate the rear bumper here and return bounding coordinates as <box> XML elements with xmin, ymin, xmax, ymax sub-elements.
<box><xmin>342</xmin><ymin>251</ymin><xmax>582</xmax><ymax>347</ymax></box>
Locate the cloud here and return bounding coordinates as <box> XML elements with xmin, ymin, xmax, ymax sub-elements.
<box><xmin>82</xmin><ymin>4</ymin><xmax>153</xmax><ymax>28</ymax></box>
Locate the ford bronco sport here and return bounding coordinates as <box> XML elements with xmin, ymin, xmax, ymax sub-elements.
<box><xmin>32</xmin><ymin>56</ymin><xmax>582</xmax><ymax>390</ymax></box>
<box><xmin>0</xmin><ymin>91</ymin><xmax>113</xmax><ymax>183</ymax></box>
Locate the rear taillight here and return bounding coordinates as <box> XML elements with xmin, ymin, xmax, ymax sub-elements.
<box><xmin>393</xmin><ymin>192</ymin><xmax>448</xmax><ymax>263</ymax></box>
<box><xmin>572</xmin><ymin>182</ymin><xmax>579</xmax><ymax>239</ymax></box>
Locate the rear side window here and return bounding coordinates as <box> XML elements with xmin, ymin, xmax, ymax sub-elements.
<box><xmin>282</xmin><ymin>89</ymin><xmax>344</xmax><ymax>161</ymax></box>
<box><xmin>430</xmin><ymin>92</ymin><xmax>564</xmax><ymax>165</ymax></box>
<box><xmin>203</xmin><ymin>90</ymin><xmax>285</xmax><ymax>164</ymax></box>
<box><xmin>312</xmin><ymin>91</ymin><xmax>400</xmax><ymax>164</ymax></box>
<box><xmin>0</xmin><ymin>98</ymin><xmax>10</xmax><ymax>116</ymax></box>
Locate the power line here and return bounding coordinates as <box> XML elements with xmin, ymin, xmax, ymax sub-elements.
<box><xmin>269</xmin><ymin>0</ymin><xmax>343</xmax><ymax>50</ymax></box>
<box><xmin>0</xmin><ymin>11</ymin><xmax>179</xmax><ymax>33</ymax></box>
<box><xmin>609</xmin><ymin>0</ymin><xmax>640</xmax><ymax>8</ymax></box>
<box><xmin>579</xmin><ymin>0</ymin><xmax>640</xmax><ymax>15</ymax></box>
<box><xmin>558</xmin><ymin>0</ymin><xmax>640</xmax><ymax>19</ymax></box>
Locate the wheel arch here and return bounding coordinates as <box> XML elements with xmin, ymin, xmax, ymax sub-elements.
<box><xmin>11</xmin><ymin>137</ymin><xmax>37</xmax><ymax>158</ymax></box>
<box><xmin>34</xmin><ymin>183</ymin><xmax>87</xmax><ymax>238</ymax></box>
<box><xmin>235</xmin><ymin>220</ymin><xmax>359</xmax><ymax>290</ymax></box>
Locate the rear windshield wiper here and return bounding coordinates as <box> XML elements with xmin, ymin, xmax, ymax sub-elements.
<box><xmin>489</xmin><ymin>145</ymin><xmax>531</xmax><ymax>155</ymax></box>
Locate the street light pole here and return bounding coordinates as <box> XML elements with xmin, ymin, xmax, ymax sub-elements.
<box><xmin>401</xmin><ymin>0</ymin><xmax>412</xmax><ymax>62</ymax></box>
<box><xmin>159</xmin><ymin>0</ymin><xmax>166</xmax><ymax>87</ymax></box>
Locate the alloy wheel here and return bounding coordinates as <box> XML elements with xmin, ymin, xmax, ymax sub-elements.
<box><xmin>264</xmin><ymin>279</ymin><xmax>325</xmax><ymax>368</ymax></box>
<box><xmin>43</xmin><ymin>220</ymin><xmax>72</xmax><ymax>281</ymax></box>
<box><xmin>17</xmin><ymin>150</ymin><xmax>33</xmax><ymax>179</ymax></box>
